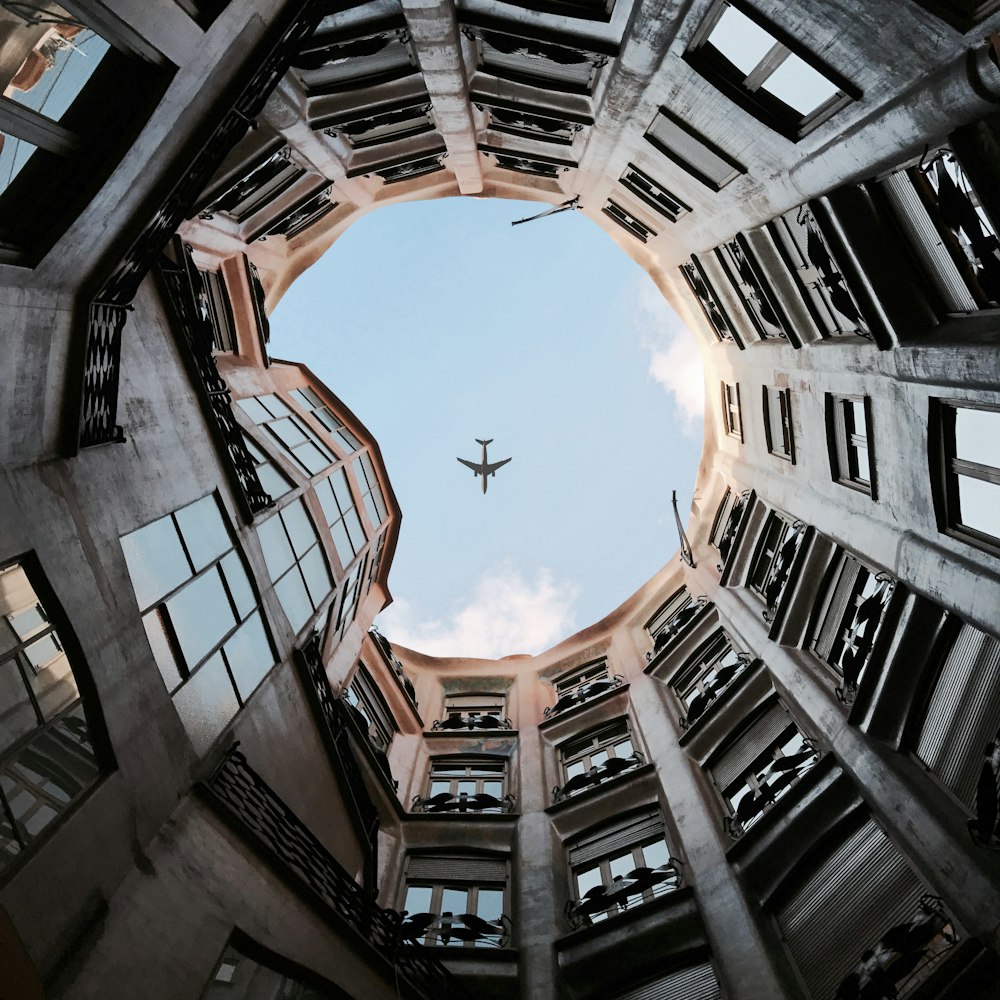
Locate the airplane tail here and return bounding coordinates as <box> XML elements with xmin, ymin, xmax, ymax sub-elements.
<box><xmin>476</xmin><ymin>438</ymin><xmax>493</xmax><ymax>446</ymax></box>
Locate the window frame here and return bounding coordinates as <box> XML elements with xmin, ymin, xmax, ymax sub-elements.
<box><xmin>559</xmin><ymin>717</ymin><xmax>637</xmax><ymax>786</ymax></box>
<box><xmin>619</xmin><ymin>163</ymin><xmax>691</xmax><ymax>223</ymax></box>
<box><xmin>683</xmin><ymin>0</ymin><xmax>858</xmax><ymax>142</ymax></box>
<box><xmin>721</xmin><ymin>381</ymin><xmax>743</xmax><ymax>440</ymax></box>
<box><xmin>344</xmin><ymin>662</ymin><xmax>397</xmax><ymax>753</ymax></box>
<box><xmin>670</xmin><ymin>630</ymin><xmax>749</xmax><ymax>728</ymax></box>
<box><xmin>826</xmin><ymin>394</ymin><xmax>876</xmax><ymax>497</ymax></box>
<box><xmin>763</xmin><ymin>385</ymin><xmax>794</xmax><ymax>462</ymax></box>
<box><xmin>421</xmin><ymin>756</ymin><xmax>509</xmax><ymax>813</ymax></box>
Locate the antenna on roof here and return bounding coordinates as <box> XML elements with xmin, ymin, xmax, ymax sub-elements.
<box><xmin>511</xmin><ymin>196</ymin><xmax>581</xmax><ymax>227</ymax></box>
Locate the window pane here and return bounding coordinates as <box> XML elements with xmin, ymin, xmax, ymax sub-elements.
<box><xmin>25</xmin><ymin>645</ymin><xmax>78</xmax><ymax>721</ymax></box>
<box><xmin>275</xmin><ymin>571</ymin><xmax>313</xmax><ymax>633</ymax></box>
<box><xmin>345</xmin><ymin>509</ymin><xmax>366</xmax><ymax>551</ymax></box>
<box><xmin>223</xmin><ymin>612</ymin><xmax>272</xmax><ymax>701</ymax></box>
<box><xmin>591</xmin><ymin>749</ymin><xmax>609</xmax><ymax>767</ymax></box>
<box><xmin>175</xmin><ymin>495</ymin><xmax>230</xmax><ymax>572</ymax></box>
<box><xmin>172</xmin><ymin>651</ymin><xmax>240</xmax><ymax>756</ymax></box>
<box><xmin>477</xmin><ymin>889</ymin><xmax>504</xmax><ymax>922</ymax></box>
<box><xmin>257</xmin><ymin>514</ymin><xmax>295</xmax><ymax>579</ymax></box>
<box><xmin>220</xmin><ymin>553</ymin><xmax>256</xmax><ymax>621</ymax></box>
<box><xmin>0</xmin><ymin>662</ymin><xmax>38</xmax><ymax>751</ymax></box>
<box><xmin>296</xmin><ymin>442</ymin><xmax>330</xmax><ymax>476</ymax></box>
<box><xmin>270</xmin><ymin>417</ymin><xmax>308</xmax><ymax>450</ymax></box>
<box><xmin>641</xmin><ymin>838</ymin><xmax>670</xmax><ymax>869</ymax></box>
<box><xmin>608</xmin><ymin>851</ymin><xmax>633</xmax><ymax>879</ymax></box>
<box><xmin>0</xmin><ymin>131</ymin><xmax>37</xmax><ymax>194</ymax></box>
<box><xmin>143</xmin><ymin>610</ymin><xmax>184</xmax><ymax>693</ymax></box>
<box><xmin>237</xmin><ymin>397</ymin><xmax>271</xmax><ymax>424</ymax></box>
<box><xmin>576</xmin><ymin>864</ymin><xmax>603</xmax><ymax>896</ymax></box>
<box><xmin>166</xmin><ymin>567</ymin><xmax>236</xmax><ymax>669</ymax></box>
<box><xmin>441</xmin><ymin>887</ymin><xmax>468</xmax><ymax>913</ymax></box>
<box><xmin>405</xmin><ymin>885</ymin><xmax>434</xmax><ymax>913</ymax></box>
<box><xmin>7</xmin><ymin>605</ymin><xmax>45</xmax><ymax>641</ymax></box>
<box><xmin>23</xmin><ymin>633</ymin><xmax>60</xmax><ymax>670</ymax></box>
<box><xmin>121</xmin><ymin>517</ymin><xmax>191</xmax><ymax>609</ymax></box>
<box><xmin>958</xmin><ymin>475</ymin><xmax>1000</xmax><ymax>539</ymax></box>
<box><xmin>955</xmin><ymin>408</ymin><xmax>1000</xmax><ymax>469</ymax></box>
<box><xmin>282</xmin><ymin>502</ymin><xmax>316</xmax><ymax>558</ymax></box>
<box><xmin>299</xmin><ymin>546</ymin><xmax>331</xmax><ymax>607</ymax></box>
<box><xmin>708</xmin><ymin>4</ymin><xmax>777</xmax><ymax>75</ymax></box>
<box><xmin>330</xmin><ymin>520</ymin><xmax>354</xmax><ymax>570</ymax></box>
<box><xmin>764</xmin><ymin>53</ymin><xmax>840</xmax><ymax>116</ymax></box>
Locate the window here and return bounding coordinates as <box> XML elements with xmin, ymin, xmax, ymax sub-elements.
<box><xmin>934</xmin><ymin>402</ymin><xmax>1000</xmax><ymax>548</ymax></box>
<box><xmin>810</xmin><ymin>552</ymin><xmax>895</xmax><ymax>703</ymax></box>
<box><xmin>554</xmin><ymin>659</ymin><xmax>610</xmax><ymax>698</ymax></box>
<box><xmin>556</xmin><ymin>718</ymin><xmax>640</xmax><ymax>798</ymax></box>
<box><xmin>603</xmin><ymin>200</ymin><xmax>656</xmax><ymax>243</ymax></box>
<box><xmin>681</xmin><ymin>260</ymin><xmax>740</xmax><ymax>345</ymax></box>
<box><xmin>257</xmin><ymin>497</ymin><xmax>333</xmax><ymax>634</ymax></box>
<box><xmin>709</xmin><ymin>701</ymin><xmax>819</xmax><ymax>837</ymax></box>
<box><xmin>620</xmin><ymin>164</ymin><xmax>691</xmax><ymax>223</ymax></box>
<box><xmin>289</xmin><ymin>387</ymin><xmax>363</xmax><ymax>456</ymax></box>
<box><xmin>0</xmin><ymin>560</ymin><xmax>103</xmax><ymax>873</ymax></box>
<box><xmin>715</xmin><ymin>238</ymin><xmax>790</xmax><ymax>341</ymax></box>
<box><xmin>201</xmin><ymin>146</ymin><xmax>306</xmax><ymax>225</ymax></box>
<box><xmin>827</xmin><ymin>395</ymin><xmax>875</xmax><ymax>495</ymax></box>
<box><xmin>565</xmin><ymin>811</ymin><xmax>681</xmax><ymax>927</ymax></box>
<box><xmin>402</xmin><ymin>855</ymin><xmax>509</xmax><ymax>947</ymax></box>
<box><xmin>644</xmin><ymin>107</ymin><xmax>744</xmax><ymax>192</ymax></box>
<box><xmin>913</xmin><ymin>618</ymin><xmax>1000</xmax><ymax>846</ymax></box>
<box><xmin>194</xmin><ymin>267</ymin><xmax>237</xmax><ymax>353</ymax></box>
<box><xmin>241</xmin><ymin>433</ymin><xmax>292</xmax><ymax>502</ymax></box>
<box><xmin>344</xmin><ymin>663</ymin><xmax>397</xmax><ymax>753</ymax></box>
<box><xmin>671</xmin><ymin>632</ymin><xmax>749</xmax><ymax>728</ymax></box>
<box><xmin>710</xmin><ymin>486</ymin><xmax>752</xmax><ymax>572</ymax></box>
<box><xmin>320</xmin><ymin>100</ymin><xmax>434</xmax><ymax>149</ymax></box>
<box><xmin>237</xmin><ymin>394</ymin><xmax>334</xmax><ymax>477</ymax></box>
<box><xmin>478</xmin><ymin>97</ymin><xmax>586</xmax><ymax>145</ymax></box>
<box><xmin>436</xmin><ymin>692</ymin><xmax>509</xmax><ymax>730</ymax></box>
<box><xmin>260</xmin><ymin>184</ymin><xmax>336</xmax><ymax>241</ymax></box>
<box><xmin>416</xmin><ymin>757</ymin><xmax>509</xmax><ymax>813</ymax></box>
<box><xmin>685</xmin><ymin>0</ymin><xmax>855</xmax><ymax>141</ymax></box>
<box><xmin>121</xmin><ymin>494</ymin><xmax>274</xmax><ymax>754</ymax></box>
<box><xmin>315</xmin><ymin>468</ymin><xmax>366</xmax><ymax>571</ymax></box>
<box><xmin>748</xmin><ymin>511</ymin><xmax>805</xmax><ymax>618</ymax></box>
<box><xmin>721</xmin><ymin>382</ymin><xmax>742</xmax><ymax>439</ymax></box>
<box><xmin>331</xmin><ymin>555</ymin><xmax>366</xmax><ymax>642</ymax></box>
<box><xmin>763</xmin><ymin>386</ymin><xmax>794</xmax><ymax>461</ymax></box>
<box><xmin>0</xmin><ymin>6</ymin><xmax>164</xmax><ymax>259</ymax></box>
<box><xmin>645</xmin><ymin>587</ymin><xmax>697</xmax><ymax>657</ymax></box>
<box><xmin>353</xmin><ymin>453</ymin><xmax>388</xmax><ymax>531</ymax></box>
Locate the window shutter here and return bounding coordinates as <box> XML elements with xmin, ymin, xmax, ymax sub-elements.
<box><xmin>710</xmin><ymin>701</ymin><xmax>791</xmax><ymax>791</ymax></box>
<box><xmin>613</xmin><ymin>963</ymin><xmax>722</xmax><ymax>1000</ymax></box>
<box><xmin>407</xmin><ymin>855</ymin><xmax>508</xmax><ymax>883</ymax></box>
<box><xmin>568</xmin><ymin>811</ymin><xmax>664</xmax><ymax>867</ymax></box>
<box><xmin>776</xmin><ymin>819</ymin><xmax>926</xmax><ymax>1000</ymax></box>
<box><xmin>916</xmin><ymin>622</ymin><xmax>1000</xmax><ymax>805</ymax></box>
<box><xmin>812</xmin><ymin>556</ymin><xmax>861</xmax><ymax>662</ymax></box>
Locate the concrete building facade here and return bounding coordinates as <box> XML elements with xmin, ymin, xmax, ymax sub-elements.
<box><xmin>2</xmin><ymin>0</ymin><xmax>1000</xmax><ymax>998</ymax></box>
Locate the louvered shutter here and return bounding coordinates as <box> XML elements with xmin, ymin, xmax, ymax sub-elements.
<box><xmin>407</xmin><ymin>855</ymin><xmax>508</xmax><ymax>882</ymax></box>
<box><xmin>812</xmin><ymin>555</ymin><xmax>861</xmax><ymax>662</ymax></box>
<box><xmin>916</xmin><ymin>622</ymin><xmax>1000</xmax><ymax>805</ymax></box>
<box><xmin>612</xmin><ymin>962</ymin><xmax>722</xmax><ymax>1000</ymax></box>
<box><xmin>776</xmin><ymin>819</ymin><xmax>926</xmax><ymax>1000</ymax></box>
<box><xmin>569</xmin><ymin>811</ymin><xmax>664</xmax><ymax>867</ymax></box>
<box><xmin>710</xmin><ymin>702</ymin><xmax>791</xmax><ymax>791</ymax></box>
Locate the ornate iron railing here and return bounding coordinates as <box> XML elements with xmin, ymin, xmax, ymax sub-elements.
<box><xmin>833</xmin><ymin>574</ymin><xmax>896</xmax><ymax>706</ymax></box>
<box><xmin>411</xmin><ymin>790</ymin><xmax>516</xmax><ymax>814</ymax></box>
<box><xmin>544</xmin><ymin>675</ymin><xmax>623</xmax><ymax>718</ymax></box>
<box><xmin>564</xmin><ymin>859</ymin><xmax>683</xmax><ymax>929</ymax></box>
<box><xmin>834</xmin><ymin>895</ymin><xmax>957</xmax><ymax>1000</ymax></box>
<box><xmin>717</xmin><ymin>490</ymin><xmax>751</xmax><ymax>573</ymax></box>
<box><xmin>202</xmin><ymin>744</ymin><xmax>467</xmax><ymax>999</ymax></box>
<box><xmin>78</xmin><ymin>0</ymin><xmax>327</xmax><ymax>449</ymax></box>
<box><xmin>679</xmin><ymin>654</ymin><xmax>753</xmax><ymax>730</ymax></box>
<box><xmin>761</xmin><ymin>521</ymin><xmax>807</xmax><ymax>624</ymax></box>
<box><xmin>400</xmin><ymin>911</ymin><xmax>511</xmax><ymax>949</ymax></box>
<box><xmin>157</xmin><ymin>242</ymin><xmax>274</xmax><ymax>517</ymax></box>
<box><xmin>432</xmin><ymin>713</ymin><xmax>513</xmax><ymax>732</ymax></box>
<box><xmin>646</xmin><ymin>598</ymin><xmax>709</xmax><ymax>662</ymax></box>
<box><xmin>553</xmin><ymin>751</ymin><xmax>646</xmax><ymax>802</ymax></box>
<box><xmin>369</xmin><ymin>627</ymin><xmax>417</xmax><ymax>703</ymax></box>
<box><xmin>968</xmin><ymin>730</ymin><xmax>1000</xmax><ymax>850</ymax></box>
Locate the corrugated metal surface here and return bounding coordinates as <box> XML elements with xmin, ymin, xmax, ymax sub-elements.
<box><xmin>777</xmin><ymin>819</ymin><xmax>925</xmax><ymax>1000</ymax></box>
<box><xmin>916</xmin><ymin>622</ymin><xmax>1000</xmax><ymax>805</ymax></box>
<box><xmin>569</xmin><ymin>811</ymin><xmax>663</xmax><ymax>867</ymax></box>
<box><xmin>612</xmin><ymin>962</ymin><xmax>723</xmax><ymax>1000</ymax></box>
<box><xmin>711</xmin><ymin>702</ymin><xmax>791</xmax><ymax>791</ymax></box>
<box><xmin>812</xmin><ymin>555</ymin><xmax>860</xmax><ymax>663</ymax></box>
<box><xmin>407</xmin><ymin>856</ymin><xmax>507</xmax><ymax>882</ymax></box>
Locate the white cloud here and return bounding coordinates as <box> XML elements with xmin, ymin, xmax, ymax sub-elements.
<box><xmin>632</xmin><ymin>277</ymin><xmax>704</xmax><ymax>433</ymax></box>
<box><xmin>375</xmin><ymin>562</ymin><xmax>579</xmax><ymax>659</ymax></box>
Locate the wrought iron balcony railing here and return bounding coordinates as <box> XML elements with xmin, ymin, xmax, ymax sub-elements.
<box><xmin>834</xmin><ymin>895</ymin><xmax>957</xmax><ymax>1000</ymax></box>
<box><xmin>834</xmin><ymin>574</ymin><xmax>895</xmax><ymax>707</ymax></box>
<box><xmin>412</xmin><ymin>791</ymin><xmax>516</xmax><ymax>815</ymax></box>
<box><xmin>761</xmin><ymin>521</ymin><xmax>806</xmax><ymax>624</ymax></box>
<box><xmin>369</xmin><ymin>627</ymin><xmax>417</xmax><ymax>703</ymax></box>
<box><xmin>679</xmin><ymin>654</ymin><xmax>753</xmax><ymax>730</ymax></box>
<box><xmin>724</xmin><ymin>742</ymin><xmax>821</xmax><ymax>840</ymax></box>
<box><xmin>969</xmin><ymin>730</ymin><xmax>1000</xmax><ymax>850</ymax></box>
<box><xmin>564</xmin><ymin>859</ymin><xmax>683</xmax><ymax>930</ymax></box>
<box><xmin>553</xmin><ymin>751</ymin><xmax>646</xmax><ymax>802</ymax></box>
<box><xmin>646</xmin><ymin>598</ymin><xmax>709</xmax><ymax>662</ymax></box>
<box><xmin>400</xmin><ymin>911</ymin><xmax>512</xmax><ymax>949</ymax></box>
<box><xmin>433</xmin><ymin>713</ymin><xmax>513</xmax><ymax>732</ymax></box>
<box><xmin>717</xmin><ymin>490</ymin><xmax>751</xmax><ymax>573</ymax></box>
<box><xmin>202</xmin><ymin>744</ymin><xmax>467</xmax><ymax>999</ymax></box>
<box><xmin>544</xmin><ymin>676</ymin><xmax>623</xmax><ymax>718</ymax></box>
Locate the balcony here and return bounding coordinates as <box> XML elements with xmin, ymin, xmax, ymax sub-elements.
<box><xmin>834</xmin><ymin>895</ymin><xmax>957</xmax><ymax>1000</ymax></box>
<box><xmin>369</xmin><ymin>626</ymin><xmax>418</xmax><ymax>705</ymax></box>
<box><xmin>717</xmin><ymin>489</ymin><xmax>752</xmax><ymax>574</ymax></box>
<box><xmin>679</xmin><ymin>654</ymin><xmax>754</xmax><ymax>730</ymax></box>
<box><xmin>411</xmin><ymin>791</ymin><xmax>516</xmax><ymax>815</ymax></box>
<box><xmin>646</xmin><ymin>598</ymin><xmax>708</xmax><ymax>663</ymax></box>
<box><xmin>553</xmin><ymin>751</ymin><xmax>646</xmax><ymax>802</ymax></box>
<box><xmin>400</xmin><ymin>911</ymin><xmax>512</xmax><ymax>949</ymax></box>
<box><xmin>544</xmin><ymin>675</ymin><xmax>623</xmax><ymax>719</ymax></box>
<box><xmin>760</xmin><ymin>521</ymin><xmax>807</xmax><ymax>624</ymax></box>
<box><xmin>564</xmin><ymin>858</ymin><xmax>684</xmax><ymax>930</ymax></box>
<box><xmin>433</xmin><ymin>713</ymin><xmax>512</xmax><ymax>732</ymax></box>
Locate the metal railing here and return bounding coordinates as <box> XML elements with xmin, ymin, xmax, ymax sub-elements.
<box><xmin>400</xmin><ymin>912</ymin><xmax>511</xmax><ymax>948</ymax></box>
<box><xmin>544</xmin><ymin>675</ymin><xmax>623</xmax><ymax>719</ymax></box>
<box><xmin>411</xmin><ymin>791</ymin><xmax>516</xmax><ymax>815</ymax></box>
<box><xmin>564</xmin><ymin>859</ymin><xmax>683</xmax><ymax>930</ymax></box>
<box><xmin>679</xmin><ymin>654</ymin><xmax>753</xmax><ymax>730</ymax></box>
<box><xmin>646</xmin><ymin>598</ymin><xmax>709</xmax><ymax>662</ymax></box>
<box><xmin>553</xmin><ymin>751</ymin><xmax>645</xmax><ymax>802</ymax></box>
<box><xmin>761</xmin><ymin>521</ymin><xmax>806</xmax><ymax>624</ymax></box>
<box><xmin>432</xmin><ymin>713</ymin><xmax>513</xmax><ymax>732</ymax></box>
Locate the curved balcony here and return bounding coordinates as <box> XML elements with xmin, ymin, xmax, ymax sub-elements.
<box><xmin>834</xmin><ymin>895</ymin><xmax>957</xmax><ymax>1000</ymax></box>
<box><xmin>432</xmin><ymin>713</ymin><xmax>512</xmax><ymax>732</ymax></box>
<box><xmin>544</xmin><ymin>675</ymin><xmax>623</xmax><ymax>719</ymax></box>
<box><xmin>399</xmin><ymin>911</ymin><xmax>512</xmax><ymax>948</ymax></box>
<box><xmin>564</xmin><ymin>859</ymin><xmax>684</xmax><ymax>930</ymax></box>
<box><xmin>411</xmin><ymin>791</ymin><xmax>516</xmax><ymax>815</ymax></box>
<box><xmin>679</xmin><ymin>654</ymin><xmax>753</xmax><ymax>730</ymax></box>
<box><xmin>553</xmin><ymin>751</ymin><xmax>646</xmax><ymax>802</ymax></box>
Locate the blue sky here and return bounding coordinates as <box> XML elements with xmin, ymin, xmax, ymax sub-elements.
<box><xmin>270</xmin><ymin>197</ymin><xmax>703</xmax><ymax>658</ymax></box>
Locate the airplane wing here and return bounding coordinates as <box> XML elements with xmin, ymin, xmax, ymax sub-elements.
<box><xmin>484</xmin><ymin>457</ymin><xmax>512</xmax><ymax>475</ymax></box>
<box><xmin>457</xmin><ymin>458</ymin><xmax>481</xmax><ymax>473</ymax></box>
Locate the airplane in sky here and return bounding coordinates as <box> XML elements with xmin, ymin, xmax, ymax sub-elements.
<box><xmin>457</xmin><ymin>439</ymin><xmax>511</xmax><ymax>494</ymax></box>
